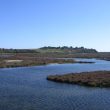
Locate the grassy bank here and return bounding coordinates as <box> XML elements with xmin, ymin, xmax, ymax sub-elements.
<box><xmin>0</xmin><ymin>52</ymin><xmax>96</xmax><ymax>68</ymax></box>
<box><xmin>0</xmin><ymin>58</ymin><xmax>77</xmax><ymax>68</ymax></box>
<box><xmin>47</xmin><ymin>71</ymin><xmax>110</xmax><ymax>87</ymax></box>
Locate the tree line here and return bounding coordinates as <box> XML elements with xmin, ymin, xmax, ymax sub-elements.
<box><xmin>40</xmin><ymin>46</ymin><xmax>98</xmax><ymax>53</ymax></box>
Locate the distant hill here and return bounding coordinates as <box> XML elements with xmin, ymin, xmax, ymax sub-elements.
<box><xmin>0</xmin><ymin>46</ymin><xmax>98</xmax><ymax>53</ymax></box>
<box><xmin>38</xmin><ymin>46</ymin><xmax>98</xmax><ymax>53</ymax></box>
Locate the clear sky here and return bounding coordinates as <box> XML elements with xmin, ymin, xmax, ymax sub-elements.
<box><xmin>0</xmin><ymin>0</ymin><xmax>110</xmax><ymax>51</ymax></box>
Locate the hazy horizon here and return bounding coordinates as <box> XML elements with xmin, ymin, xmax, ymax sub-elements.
<box><xmin>0</xmin><ymin>0</ymin><xmax>110</xmax><ymax>52</ymax></box>
<box><xmin>0</xmin><ymin>45</ymin><xmax>109</xmax><ymax>52</ymax></box>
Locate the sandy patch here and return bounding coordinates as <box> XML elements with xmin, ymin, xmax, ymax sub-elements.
<box><xmin>5</xmin><ymin>60</ymin><xmax>23</xmax><ymax>63</ymax></box>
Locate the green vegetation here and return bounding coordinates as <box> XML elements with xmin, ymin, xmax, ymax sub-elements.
<box><xmin>0</xmin><ymin>46</ymin><xmax>97</xmax><ymax>54</ymax></box>
<box><xmin>47</xmin><ymin>71</ymin><xmax>110</xmax><ymax>87</ymax></box>
<box><xmin>38</xmin><ymin>46</ymin><xmax>98</xmax><ymax>53</ymax></box>
<box><xmin>0</xmin><ymin>48</ymin><xmax>38</xmax><ymax>53</ymax></box>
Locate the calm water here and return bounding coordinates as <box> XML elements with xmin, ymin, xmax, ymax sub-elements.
<box><xmin>0</xmin><ymin>58</ymin><xmax>110</xmax><ymax>110</ymax></box>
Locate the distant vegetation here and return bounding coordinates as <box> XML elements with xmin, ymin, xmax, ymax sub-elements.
<box><xmin>39</xmin><ymin>46</ymin><xmax>98</xmax><ymax>53</ymax></box>
<box><xmin>0</xmin><ymin>48</ymin><xmax>37</xmax><ymax>53</ymax></box>
<box><xmin>0</xmin><ymin>46</ymin><xmax>97</xmax><ymax>53</ymax></box>
<box><xmin>0</xmin><ymin>47</ymin><xmax>110</xmax><ymax>60</ymax></box>
<box><xmin>0</xmin><ymin>46</ymin><xmax>110</xmax><ymax>68</ymax></box>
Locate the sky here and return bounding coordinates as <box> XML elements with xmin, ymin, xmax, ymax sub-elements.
<box><xmin>0</xmin><ymin>0</ymin><xmax>110</xmax><ymax>51</ymax></box>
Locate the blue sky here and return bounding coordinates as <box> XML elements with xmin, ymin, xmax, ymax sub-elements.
<box><xmin>0</xmin><ymin>0</ymin><xmax>110</xmax><ymax>51</ymax></box>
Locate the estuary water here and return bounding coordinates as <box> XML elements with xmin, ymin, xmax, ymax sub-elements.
<box><xmin>0</xmin><ymin>58</ymin><xmax>110</xmax><ymax>110</ymax></box>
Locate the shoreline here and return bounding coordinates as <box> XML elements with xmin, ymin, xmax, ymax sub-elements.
<box><xmin>0</xmin><ymin>54</ymin><xmax>96</xmax><ymax>68</ymax></box>
<box><xmin>0</xmin><ymin>59</ymin><xmax>94</xmax><ymax>68</ymax></box>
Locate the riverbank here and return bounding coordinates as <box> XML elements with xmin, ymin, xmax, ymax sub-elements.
<box><xmin>0</xmin><ymin>58</ymin><xmax>77</xmax><ymax>68</ymax></box>
<box><xmin>0</xmin><ymin>58</ymin><xmax>94</xmax><ymax>68</ymax></box>
<box><xmin>47</xmin><ymin>71</ymin><xmax>110</xmax><ymax>87</ymax></box>
<box><xmin>0</xmin><ymin>53</ymin><xmax>96</xmax><ymax>68</ymax></box>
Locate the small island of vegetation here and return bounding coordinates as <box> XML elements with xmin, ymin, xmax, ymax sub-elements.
<box><xmin>47</xmin><ymin>71</ymin><xmax>110</xmax><ymax>87</ymax></box>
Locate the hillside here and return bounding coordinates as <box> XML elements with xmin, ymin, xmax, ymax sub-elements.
<box><xmin>0</xmin><ymin>46</ymin><xmax>98</xmax><ymax>54</ymax></box>
<box><xmin>38</xmin><ymin>46</ymin><xmax>98</xmax><ymax>53</ymax></box>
